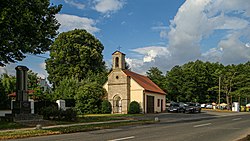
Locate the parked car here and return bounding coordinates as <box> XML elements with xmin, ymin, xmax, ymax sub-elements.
<box><xmin>194</xmin><ymin>103</ymin><xmax>201</xmax><ymax>113</ymax></box>
<box><xmin>168</xmin><ymin>102</ymin><xmax>180</xmax><ymax>113</ymax></box>
<box><xmin>184</xmin><ymin>102</ymin><xmax>201</xmax><ymax>113</ymax></box>
<box><xmin>205</xmin><ymin>103</ymin><xmax>213</xmax><ymax>109</ymax></box>
<box><xmin>168</xmin><ymin>102</ymin><xmax>187</xmax><ymax>113</ymax></box>
<box><xmin>201</xmin><ymin>103</ymin><xmax>206</xmax><ymax>108</ymax></box>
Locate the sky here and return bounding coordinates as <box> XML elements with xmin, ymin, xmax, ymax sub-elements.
<box><xmin>1</xmin><ymin>0</ymin><xmax>250</xmax><ymax>78</ymax></box>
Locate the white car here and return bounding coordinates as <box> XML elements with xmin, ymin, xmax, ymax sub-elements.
<box><xmin>201</xmin><ymin>104</ymin><xmax>206</xmax><ymax>108</ymax></box>
<box><xmin>206</xmin><ymin>104</ymin><xmax>213</xmax><ymax>109</ymax></box>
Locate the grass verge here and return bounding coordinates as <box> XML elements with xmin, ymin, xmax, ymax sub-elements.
<box><xmin>238</xmin><ymin>135</ymin><xmax>250</xmax><ymax>141</ymax></box>
<box><xmin>0</xmin><ymin>120</ymin><xmax>154</xmax><ymax>140</ymax></box>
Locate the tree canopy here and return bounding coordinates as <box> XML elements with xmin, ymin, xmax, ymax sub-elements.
<box><xmin>46</xmin><ymin>29</ymin><xmax>106</xmax><ymax>87</ymax></box>
<box><xmin>0</xmin><ymin>0</ymin><xmax>62</xmax><ymax>66</ymax></box>
<box><xmin>146</xmin><ymin>61</ymin><xmax>250</xmax><ymax>106</ymax></box>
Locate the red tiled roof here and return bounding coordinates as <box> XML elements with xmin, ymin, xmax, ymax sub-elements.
<box><xmin>123</xmin><ymin>70</ymin><xmax>166</xmax><ymax>95</ymax></box>
<box><xmin>8</xmin><ymin>90</ymin><xmax>35</xmax><ymax>97</ymax></box>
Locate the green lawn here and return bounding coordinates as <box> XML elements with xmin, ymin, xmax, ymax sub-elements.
<box><xmin>0</xmin><ymin>121</ymin><xmax>25</xmax><ymax>130</ymax></box>
<box><xmin>0</xmin><ymin>114</ymin><xmax>143</xmax><ymax>130</ymax></box>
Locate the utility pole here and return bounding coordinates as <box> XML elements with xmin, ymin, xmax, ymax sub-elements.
<box><xmin>219</xmin><ymin>76</ymin><xmax>221</xmax><ymax>109</ymax></box>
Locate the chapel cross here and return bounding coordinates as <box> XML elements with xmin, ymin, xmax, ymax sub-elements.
<box><xmin>117</xmin><ymin>46</ymin><xmax>122</xmax><ymax>51</ymax></box>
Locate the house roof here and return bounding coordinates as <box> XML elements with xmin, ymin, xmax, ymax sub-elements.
<box><xmin>123</xmin><ymin>70</ymin><xmax>166</xmax><ymax>95</ymax></box>
<box><xmin>8</xmin><ymin>90</ymin><xmax>35</xmax><ymax>97</ymax></box>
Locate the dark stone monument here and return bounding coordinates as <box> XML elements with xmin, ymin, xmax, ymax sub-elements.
<box><xmin>4</xmin><ymin>66</ymin><xmax>43</xmax><ymax>124</ymax></box>
<box><xmin>12</xmin><ymin>66</ymin><xmax>31</xmax><ymax>114</ymax></box>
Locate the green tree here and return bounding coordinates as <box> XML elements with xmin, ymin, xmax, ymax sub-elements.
<box><xmin>0</xmin><ymin>0</ymin><xmax>62</xmax><ymax>66</ymax></box>
<box><xmin>1</xmin><ymin>74</ymin><xmax>16</xmax><ymax>95</ymax></box>
<box><xmin>51</xmin><ymin>77</ymin><xmax>80</xmax><ymax>101</ymax></box>
<box><xmin>146</xmin><ymin>67</ymin><xmax>165</xmax><ymax>91</ymax></box>
<box><xmin>28</xmin><ymin>70</ymin><xmax>39</xmax><ymax>89</ymax></box>
<box><xmin>0</xmin><ymin>74</ymin><xmax>15</xmax><ymax>109</ymax></box>
<box><xmin>46</xmin><ymin>29</ymin><xmax>106</xmax><ymax>87</ymax></box>
<box><xmin>0</xmin><ymin>76</ymin><xmax>8</xmax><ymax>109</ymax></box>
<box><xmin>74</xmin><ymin>81</ymin><xmax>105</xmax><ymax>114</ymax></box>
<box><xmin>165</xmin><ymin>65</ymin><xmax>184</xmax><ymax>102</ymax></box>
<box><xmin>27</xmin><ymin>70</ymin><xmax>46</xmax><ymax>100</ymax></box>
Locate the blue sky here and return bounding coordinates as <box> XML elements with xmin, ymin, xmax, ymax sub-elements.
<box><xmin>1</xmin><ymin>0</ymin><xmax>250</xmax><ymax>78</ymax></box>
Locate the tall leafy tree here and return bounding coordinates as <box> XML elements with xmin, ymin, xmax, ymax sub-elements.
<box><xmin>1</xmin><ymin>74</ymin><xmax>16</xmax><ymax>95</ymax></box>
<box><xmin>74</xmin><ymin>81</ymin><xmax>105</xmax><ymax>114</ymax></box>
<box><xmin>0</xmin><ymin>74</ymin><xmax>15</xmax><ymax>109</ymax></box>
<box><xmin>165</xmin><ymin>65</ymin><xmax>184</xmax><ymax>102</ymax></box>
<box><xmin>146</xmin><ymin>67</ymin><xmax>165</xmax><ymax>90</ymax></box>
<box><xmin>51</xmin><ymin>77</ymin><xmax>80</xmax><ymax>101</ymax></box>
<box><xmin>0</xmin><ymin>0</ymin><xmax>62</xmax><ymax>66</ymax></box>
<box><xmin>46</xmin><ymin>29</ymin><xmax>106</xmax><ymax>87</ymax></box>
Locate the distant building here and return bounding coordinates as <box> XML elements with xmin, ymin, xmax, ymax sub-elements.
<box><xmin>103</xmin><ymin>51</ymin><xmax>166</xmax><ymax>114</ymax></box>
<box><xmin>37</xmin><ymin>78</ymin><xmax>52</xmax><ymax>93</ymax></box>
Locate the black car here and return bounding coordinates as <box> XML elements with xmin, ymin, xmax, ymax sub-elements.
<box><xmin>167</xmin><ymin>102</ymin><xmax>179</xmax><ymax>112</ymax></box>
<box><xmin>184</xmin><ymin>102</ymin><xmax>201</xmax><ymax>113</ymax></box>
<box><xmin>168</xmin><ymin>102</ymin><xmax>186</xmax><ymax>113</ymax></box>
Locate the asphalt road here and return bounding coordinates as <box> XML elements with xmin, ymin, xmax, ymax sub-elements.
<box><xmin>9</xmin><ymin>112</ymin><xmax>250</xmax><ymax>141</ymax></box>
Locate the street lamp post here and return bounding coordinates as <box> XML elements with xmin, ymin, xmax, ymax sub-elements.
<box><xmin>219</xmin><ymin>76</ymin><xmax>221</xmax><ymax>109</ymax></box>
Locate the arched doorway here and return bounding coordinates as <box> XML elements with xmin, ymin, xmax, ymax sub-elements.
<box><xmin>113</xmin><ymin>95</ymin><xmax>122</xmax><ymax>113</ymax></box>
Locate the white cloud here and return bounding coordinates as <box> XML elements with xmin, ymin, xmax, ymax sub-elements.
<box><xmin>219</xmin><ymin>34</ymin><xmax>250</xmax><ymax>64</ymax></box>
<box><xmin>64</xmin><ymin>0</ymin><xmax>85</xmax><ymax>9</ymax></box>
<box><xmin>201</xmin><ymin>48</ymin><xmax>222</xmax><ymax>62</ymax></box>
<box><xmin>56</xmin><ymin>14</ymin><xmax>100</xmax><ymax>34</ymax></box>
<box><xmin>152</xmin><ymin>25</ymin><xmax>168</xmax><ymax>39</ymax></box>
<box><xmin>93</xmin><ymin>0</ymin><xmax>125</xmax><ymax>15</ymax></box>
<box><xmin>0</xmin><ymin>63</ymin><xmax>17</xmax><ymax>76</ymax></box>
<box><xmin>132</xmin><ymin>46</ymin><xmax>170</xmax><ymax>63</ymax></box>
<box><xmin>246</xmin><ymin>43</ymin><xmax>250</xmax><ymax>48</ymax></box>
<box><xmin>39</xmin><ymin>62</ymin><xmax>46</xmax><ymax>70</ymax></box>
<box><xmin>128</xmin><ymin>0</ymin><xmax>250</xmax><ymax>74</ymax></box>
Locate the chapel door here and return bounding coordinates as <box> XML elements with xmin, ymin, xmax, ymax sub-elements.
<box><xmin>161</xmin><ymin>99</ymin><xmax>163</xmax><ymax>112</ymax></box>
<box><xmin>113</xmin><ymin>95</ymin><xmax>122</xmax><ymax>113</ymax></box>
<box><xmin>147</xmin><ymin>95</ymin><xmax>154</xmax><ymax>113</ymax></box>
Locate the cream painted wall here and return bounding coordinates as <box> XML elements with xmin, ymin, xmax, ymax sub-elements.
<box><xmin>130</xmin><ymin>78</ymin><xmax>144</xmax><ymax>112</ymax></box>
<box><xmin>145</xmin><ymin>92</ymin><xmax>166</xmax><ymax>113</ymax></box>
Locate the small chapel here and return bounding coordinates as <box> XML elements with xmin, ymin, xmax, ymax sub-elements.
<box><xmin>103</xmin><ymin>51</ymin><xmax>166</xmax><ymax>114</ymax></box>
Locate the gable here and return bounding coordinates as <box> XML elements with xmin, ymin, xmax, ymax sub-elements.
<box><xmin>130</xmin><ymin>77</ymin><xmax>144</xmax><ymax>90</ymax></box>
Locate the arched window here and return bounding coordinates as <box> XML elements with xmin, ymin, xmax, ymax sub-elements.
<box><xmin>115</xmin><ymin>57</ymin><xmax>119</xmax><ymax>68</ymax></box>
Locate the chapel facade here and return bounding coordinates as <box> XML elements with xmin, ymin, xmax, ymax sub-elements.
<box><xmin>103</xmin><ymin>51</ymin><xmax>166</xmax><ymax>114</ymax></box>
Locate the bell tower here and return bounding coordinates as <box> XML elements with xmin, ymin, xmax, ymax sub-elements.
<box><xmin>112</xmin><ymin>51</ymin><xmax>125</xmax><ymax>70</ymax></box>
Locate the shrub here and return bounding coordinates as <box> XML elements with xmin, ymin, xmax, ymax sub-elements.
<box><xmin>62</xmin><ymin>108</ymin><xmax>77</xmax><ymax>121</ymax></box>
<box><xmin>34</xmin><ymin>101</ymin><xmax>58</xmax><ymax>114</ymax></box>
<box><xmin>101</xmin><ymin>100</ymin><xmax>112</xmax><ymax>114</ymax></box>
<box><xmin>128</xmin><ymin>101</ymin><xmax>140</xmax><ymax>114</ymax></box>
<box><xmin>41</xmin><ymin>106</ymin><xmax>59</xmax><ymax>120</ymax></box>
<box><xmin>41</xmin><ymin>106</ymin><xmax>77</xmax><ymax>121</ymax></box>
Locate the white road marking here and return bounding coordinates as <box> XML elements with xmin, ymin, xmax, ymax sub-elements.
<box><xmin>108</xmin><ymin>136</ymin><xmax>135</xmax><ymax>141</ymax></box>
<box><xmin>193</xmin><ymin>123</ymin><xmax>212</xmax><ymax>128</ymax></box>
<box><xmin>232</xmin><ymin>118</ymin><xmax>242</xmax><ymax>121</ymax></box>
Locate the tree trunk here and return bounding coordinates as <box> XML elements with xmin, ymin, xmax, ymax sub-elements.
<box><xmin>226</xmin><ymin>94</ymin><xmax>230</xmax><ymax>110</ymax></box>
